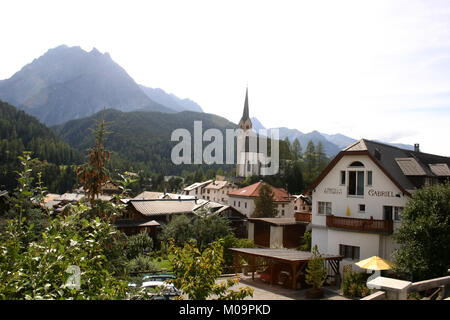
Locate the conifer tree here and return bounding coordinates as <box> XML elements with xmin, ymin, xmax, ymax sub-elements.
<box><xmin>252</xmin><ymin>183</ymin><xmax>278</xmax><ymax>218</ymax></box>
<box><xmin>77</xmin><ymin>109</ymin><xmax>110</xmax><ymax>208</ymax></box>
<box><xmin>305</xmin><ymin>245</ymin><xmax>327</xmax><ymax>291</ymax></box>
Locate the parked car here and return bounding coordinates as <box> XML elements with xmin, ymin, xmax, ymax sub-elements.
<box><xmin>141</xmin><ymin>280</ymin><xmax>180</xmax><ymax>300</ymax></box>
<box><xmin>142</xmin><ymin>274</ymin><xmax>175</xmax><ymax>282</ymax></box>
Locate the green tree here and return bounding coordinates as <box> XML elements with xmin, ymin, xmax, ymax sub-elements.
<box><xmin>392</xmin><ymin>184</ymin><xmax>450</xmax><ymax>281</ymax></box>
<box><xmin>194</xmin><ymin>167</ymin><xmax>205</xmax><ymax>182</ymax></box>
<box><xmin>159</xmin><ymin>213</ymin><xmax>232</xmax><ymax>251</ymax></box>
<box><xmin>77</xmin><ymin>109</ymin><xmax>111</xmax><ymax>208</ymax></box>
<box><xmin>168</xmin><ymin>239</ymin><xmax>253</xmax><ymax>300</ymax></box>
<box><xmin>252</xmin><ymin>183</ymin><xmax>278</xmax><ymax>218</ymax></box>
<box><xmin>0</xmin><ymin>204</ymin><xmax>128</xmax><ymax>299</ymax></box>
<box><xmin>292</xmin><ymin>138</ymin><xmax>302</xmax><ymax>162</ymax></box>
<box><xmin>126</xmin><ymin>232</ymin><xmax>154</xmax><ymax>260</ymax></box>
<box><xmin>300</xmin><ymin>230</ymin><xmax>311</xmax><ymax>251</ymax></box>
<box><xmin>305</xmin><ymin>245</ymin><xmax>327</xmax><ymax>291</ymax></box>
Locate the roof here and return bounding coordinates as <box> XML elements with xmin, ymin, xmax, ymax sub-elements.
<box><xmin>183</xmin><ymin>180</ymin><xmax>213</xmax><ymax>191</ymax></box>
<box><xmin>56</xmin><ymin>193</ymin><xmax>86</xmax><ymax>202</ymax></box>
<box><xmin>133</xmin><ymin>191</ymin><xmax>165</xmax><ymax>200</ymax></box>
<box><xmin>240</xmin><ymin>87</ymin><xmax>250</xmax><ymax>123</ymax></box>
<box><xmin>248</xmin><ymin>217</ymin><xmax>307</xmax><ymax>226</ymax></box>
<box><xmin>130</xmin><ymin>199</ymin><xmax>199</xmax><ymax>216</ymax></box>
<box><xmin>395</xmin><ymin>158</ymin><xmax>427</xmax><ymax>176</ymax></box>
<box><xmin>228</xmin><ymin>181</ymin><xmax>295</xmax><ymax>202</ymax></box>
<box><xmin>203</xmin><ymin>180</ymin><xmax>235</xmax><ymax>190</ymax></box>
<box><xmin>429</xmin><ymin>163</ymin><xmax>450</xmax><ymax>176</ymax></box>
<box><xmin>229</xmin><ymin>248</ymin><xmax>342</xmax><ymax>262</ymax></box>
<box><xmin>115</xmin><ymin>219</ymin><xmax>160</xmax><ymax>228</ymax></box>
<box><xmin>308</xmin><ymin>139</ymin><xmax>450</xmax><ymax>195</ymax></box>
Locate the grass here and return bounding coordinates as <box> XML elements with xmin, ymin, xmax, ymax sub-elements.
<box><xmin>151</xmin><ymin>254</ymin><xmax>174</xmax><ymax>271</ymax></box>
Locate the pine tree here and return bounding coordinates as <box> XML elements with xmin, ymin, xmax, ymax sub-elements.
<box><xmin>252</xmin><ymin>183</ymin><xmax>278</xmax><ymax>218</ymax></box>
<box><xmin>76</xmin><ymin>109</ymin><xmax>111</xmax><ymax>208</ymax></box>
<box><xmin>305</xmin><ymin>245</ymin><xmax>327</xmax><ymax>291</ymax></box>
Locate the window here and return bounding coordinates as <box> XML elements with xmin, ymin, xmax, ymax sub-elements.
<box><xmin>234</xmin><ymin>201</ymin><xmax>236</xmax><ymax>206</ymax></box>
<box><xmin>348</xmin><ymin>171</ymin><xmax>364</xmax><ymax>196</ymax></box>
<box><xmin>294</xmin><ymin>206</ymin><xmax>298</xmax><ymax>210</ymax></box>
<box><xmin>367</xmin><ymin>171</ymin><xmax>373</xmax><ymax>186</ymax></box>
<box><xmin>245</xmin><ymin>202</ymin><xmax>247</xmax><ymax>209</ymax></box>
<box><xmin>339</xmin><ymin>245</ymin><xmax>360</xmax><ymax>260</ymax></box>
<box><xmin>359</xmin><ymin>204</ymin><xmax>365</xmax><ymax>213</ymax></box>
<box><xmin>394</xmin><ymin>207</ymin><xmax>403</xmax><ymax>221</ymax></box>
<box><xmin>383</xmin><ymin>206</ymin><xmax>393</xmax><ymax>221</ymax></box>
<box><xmin>318</xmin><ymin>201</ymin><xmax>332</xmax><ymax>215</ymax></box>
<box><xmin>238</xmin><ymin>201</ymin><xmax>240</xmax><ymax>207</ymax></box>
<box><xmin>281</xmin><ymin>210</ymin><xmax>285</xmax><ymax>216</ymax></box>
<box><xmin>349</xmin><ymin>161</ymin><xmax>364</xmax><ymax>167</ymax></box>
<box><xmin>282</xmin><ymin>204</ymin><xmax>285</xmax><ymax>208</ymax></box>
<box><xmin>340</xmin><ymin>171</ymin><xmax>346</xmax><ymax>185</ymax></box>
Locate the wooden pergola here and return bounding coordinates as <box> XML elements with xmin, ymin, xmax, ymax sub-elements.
<box><xmin>230</xmin><ymin>248</ymin><xmax>342</xmax><ymax>290</ymax></box>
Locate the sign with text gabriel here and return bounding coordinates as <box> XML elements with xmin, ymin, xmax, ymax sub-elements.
<box><xmin>368</xmin><ymin>189</ymin><xmax>395</xmax><ymax>197</ymax></box>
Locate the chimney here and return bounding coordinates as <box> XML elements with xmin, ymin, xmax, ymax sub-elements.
<box><xmin>414</xmin><ymin>143</ymin><xmax>420</xmax><ymax>152</ymax></box>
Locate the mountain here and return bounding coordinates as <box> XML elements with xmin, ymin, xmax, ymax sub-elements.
<box><xmin>0</xmin><ymin>45</ymin><xmax>174</xmax><ymax>126</ymax></box>
<box><xmin>252</xmin><ymin>118</ymin><xmax>414</xmax><ymax>156</ymax></box>
<box><xmin>250</xmin><ymin>117</ymin><xmax>266</xmax><ymax>133</ymax></box>
<box><xmin>139</xmin><ymin>85</ymin><xmax>203</xmax><ymax>113</ymax></box>
<box><xmin>0</xmin><ymin>99</ymin><xmax>83</xmax><ymax>191</ymax></box>
<box><xmin>320</xmin><ymin>133</ymin><xmax>357</xmax><ymax>150</ymax></box>
<box><xmin>53</xmin><ymin>109</ymin><xmax>238</xmax><ymax>174</ymax></box>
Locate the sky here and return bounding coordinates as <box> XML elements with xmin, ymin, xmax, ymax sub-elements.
<box><xmin>1</xmin><ymin>0</ymin><xmax>449</xmax><ymax>155</ymax></box>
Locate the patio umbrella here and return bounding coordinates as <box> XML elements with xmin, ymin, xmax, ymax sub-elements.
<box><xmin>355</xmin><ymin>256</ymin><xmax>393</xmax><ymax>270</ymax></box>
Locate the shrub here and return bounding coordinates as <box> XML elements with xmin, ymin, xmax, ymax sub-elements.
<box><xmin>127</xmin><ymin>254</ymin><xmax>158</xmax><ymax>274</ymax></box>
<box><xmin>126</xmin><ymin>232</ymin><xmax>153</xmax><ymax>260</ymax></box>
<box><xmin>342</xmin><ymin>271</ymin><xmax>371</xmax><ymax>298</ymax></box>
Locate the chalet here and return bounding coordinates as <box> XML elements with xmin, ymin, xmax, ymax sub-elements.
<box><xmin>293</xmin><ymin>194</ymin><xmax>312</xmax><ymax>223</ymax></box>
<box><xmin>117</xmin><ymin>198</ymin><xmax>247</xmax><ymax>238</ymax></box>
<box><xmin>307</xmin><ymin>139</ymin><xmax>450</xmax><ymax>273</ymax></box>
<box><xmin>228</xmin><ymin>181</ymin><xmax>296</xmax><ymax>218</ymax></box>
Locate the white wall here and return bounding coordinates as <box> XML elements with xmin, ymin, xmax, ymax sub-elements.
<box><xmin>270</xmin><ymin>225</ymin><xmax>283</xmax><ymax>248</ymax></box>
<box><xmin>311</xmin><ymin>154</ymin><xmax>410</xmax><ymax>264</ymax></box>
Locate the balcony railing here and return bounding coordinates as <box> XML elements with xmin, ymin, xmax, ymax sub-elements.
<box><xmin>295</xmin><ymin>212</ymin><xmax>312</xmax><ymax>223</ymax></box>
<box><xmin>326</xmin><ymin>215</ymin><xmax>393</xmax><ymax>234</ymax></box>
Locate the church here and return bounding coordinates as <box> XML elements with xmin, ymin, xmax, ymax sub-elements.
<box><xmin>236</xmin><ymin>88</ymin><xmax>261</xmax><ymax>177</ymax></box>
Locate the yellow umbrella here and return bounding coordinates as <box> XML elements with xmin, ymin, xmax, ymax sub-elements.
<box><xmin>355</xmin><ymin>256</ymin><xmax>393</xmax><ymax>270</ymax></box>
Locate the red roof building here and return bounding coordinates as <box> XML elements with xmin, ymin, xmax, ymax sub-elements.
<box><xmin>228</xmin><ymin>181</ymin><xmax>295</xmax><ymax>218</ymax></box>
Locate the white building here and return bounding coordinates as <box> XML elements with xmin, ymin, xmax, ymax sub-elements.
<box><xmin>181</xmin><ymin>180</ymin><xmax>213</xmax><ymax>197</ymax></box>
<box><xmin>308</xmin><ymin>139</ymin><xmax>450</xmax><ymax>273</ymax></box>
<box><xmin>201</xmin><ymin>180</ymin><xmax>239</xmax><ymax>204</ymax></box>
<box><xmin>228</xmin><ymin>181</ymin><xmax>295</xmax><ymax>218</ymax></box>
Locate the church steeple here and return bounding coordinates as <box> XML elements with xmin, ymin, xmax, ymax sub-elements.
<box><xmin>239</xmin><ymin>87</ymin><xmax>252</xmax><ymax>130</ymax></box>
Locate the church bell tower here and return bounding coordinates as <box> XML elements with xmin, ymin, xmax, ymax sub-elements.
<box><xmin>236</xmin><ymin>87</ymin><xmax>260</xmax><ymax>177</ymax></box>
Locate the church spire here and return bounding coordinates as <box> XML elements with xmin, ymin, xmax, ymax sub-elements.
<box><xmin>239</xmin><ymin>87</ymin><xmax>252</xmax><ymax>129</ymax></box>
<box><xmin>242</xmin><ymin>86</ymin><xmax>249</xmax><ymax>121</ymax></box>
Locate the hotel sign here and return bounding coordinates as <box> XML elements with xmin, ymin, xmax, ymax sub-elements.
<box><xmin>368</xmin><ymin>189</ymin><xmax>395</xmax><ymax>197</ymax></box>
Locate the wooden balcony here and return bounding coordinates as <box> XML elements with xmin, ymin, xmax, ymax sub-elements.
<box><xmin>295</xmin><ymin>212</ymin><xmax>312</xmax><ymax>223</ymax></box>
<box><xmin>326</xmin><ymin>215</ymin><xmax>393</xmax><ymax>234</ymax></box>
